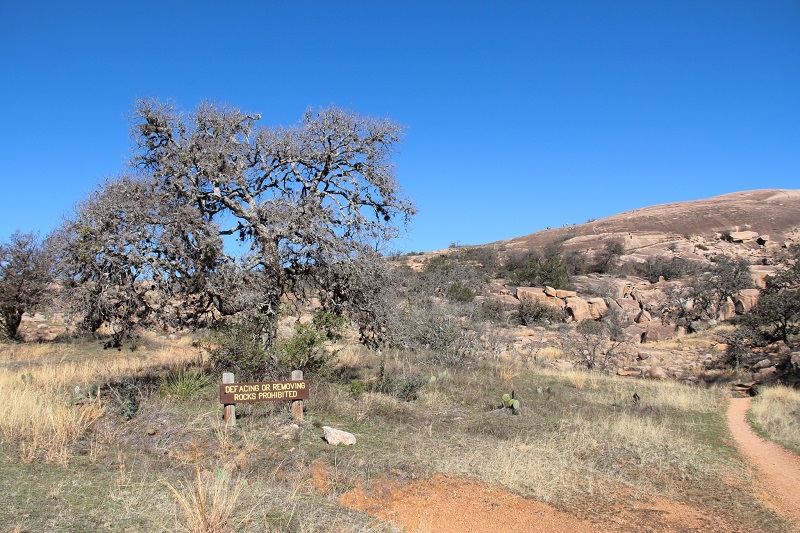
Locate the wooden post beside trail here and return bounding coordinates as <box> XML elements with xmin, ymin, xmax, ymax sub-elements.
<box><xmin>223</xmin><ymin>372</ymin><xmax>236</xmax><ymax>427</ymax></box>
<box><xmin>290</xmin><ymin>370</ymin><xmax>304</xmax><ymax>421</ymax></box>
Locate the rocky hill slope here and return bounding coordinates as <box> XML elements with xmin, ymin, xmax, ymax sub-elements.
<box><xmin>496</xmin><ymin>189</ymin><xmax>799</xmax><ymax>260</ymax></box>
<box><xmin>402</xmin><ymin>189</ymin><xmax>800</xmax><ymax>385</ymax></box>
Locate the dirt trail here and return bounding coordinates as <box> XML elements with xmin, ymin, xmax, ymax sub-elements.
<box><xmin>727</xmin><ymin>397</ymin><xmax>800</xmax><ymax>529</ymax></box>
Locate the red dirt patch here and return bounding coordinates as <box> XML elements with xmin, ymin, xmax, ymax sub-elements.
<box><xmin>310</xmin><ymin>458</ymin><xmax>333</xmax><ymax>495</ymax></box>
<box><xmin>339</xmin><ymin>473</ymin><xmax>598</xmax><ymax>533</ymax></box>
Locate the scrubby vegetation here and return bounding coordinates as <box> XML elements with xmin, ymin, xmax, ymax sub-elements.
<box><xmin>0</xmin><ymin>336</ymin><xmax>790</xmax><ymax>531</ymax></box>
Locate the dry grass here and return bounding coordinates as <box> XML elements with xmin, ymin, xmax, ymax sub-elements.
<box><xmin>749</xmin><ymin>385</ymin><xmax>800</xmax><ymax>454</ymax></box>
<box><xmin>495</xmin><ymin>364</ymin><xmax>520</xmax><ymax>383</ymax></box>
<box><xmin>0</xmin><ymin>332</ymin><xmax>784</xmax><ymax>531</ymax></box>
<box><xmin>0</xmin><ymin>370</ymin><xmax>105</xmax><ymax>464</ymax></box>
<box><xmin>534</xmin><ymin>346</ymin><xmax>563</xmax><ymax>361</ymax></box>
<box><xmin>164</xmin><ymin>467</ymin><xmax>246</xmax><ymax>533</ymax></box>
<box><xmin>0</xmin><ymin>334</ymin><xmax>201</xmax><ymax>463</ymax></box>
<box><xmin>562</xmin><ymin>368</ymin><xmax>599</xmax><ymax>390</ymax></box>
<box><xmin>427</xmin><ymin>374</ymin><xmax>727</xmax><ymax>503</ymax></box>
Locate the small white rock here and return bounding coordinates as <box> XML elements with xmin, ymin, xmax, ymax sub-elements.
<box><xmin>322</xmin><ymin>426</ymin><xmax>356</xmax><ymax>446</ymax></box>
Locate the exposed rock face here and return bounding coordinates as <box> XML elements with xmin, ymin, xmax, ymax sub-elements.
<box><xmin>486</xmin><ymin>283</ymin><xmax>511</xmax><ymax>295</ymax></box>
<box><xmin>753</xmin><ymin>366</ymin><xmax>777</xmax><ymax>382</ymax></box>
<box><xmin>586</xmin><ymin>298</ymin><xmax>608</xmax><ymax>320</ymax></box>
<box><xmin>623</xmin><ymin>323</ymin><xmax>647</xmax><ymax>343</ymax></box>
<box><xmin>718</xmin><ymin>297</ymin><xmax>737</xmax><ymax>321</ymax></box>
<box><xmin>644</xmin><ymin>366</ymin><xmax>668</xmax><ymax>380</ymax></box>
<box><xmin>734</xmin><ymin>289</ymin><xmax>761</xmax><ymax>314</ymax></box>
<box><xmin>615</xmin><ymin>298</ymin><xmax>642</xmax><ymax>321</ymax></box>
<box><xmin>643</xmin><ymin>323</ymin><xmax>684</xmax><ymax>343</ymax></box>
<box><xmin>322</xmin><ymin>426</ymin><xmax>356</xmax><ymax>446</ymax></box>
<box><xmin>790</xmin><ymin>352</ymin><xmax>800</xmax><ymax>373</ymax></box>
<box><xmin>751</xmin><ymin>266</ymin><xmax>780</xmax><ymax>288</ymax></box>
<box><xmin>635</xmin><ymin>310</ymin><xmax>652</xmax><ymax>324</ymax></box>
<box><xmin>752</xmin><ymin>358</ymin><xmax>773</xmax><ymax>370</ymax></box>
<box><xmin>729</xmin><ymin>231</ymin><xmax>760</xmax><ymax>243</ymax></box>
<box><xmin>484</xmin><ymin>294</ymin><xmax>521</xmax><ymax>307</ymax></box>
<box><xmin>565</xmin><ymin>296</ymin><xmax>591</xmax><ymax>322</ymax></box>
<box><xmin>516</xmin><ymin>287</ymin><xmax>564</xmax><ymax>308</ymax></box>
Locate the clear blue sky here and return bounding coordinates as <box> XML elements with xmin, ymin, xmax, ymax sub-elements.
<box><xmin>1</xmin><ymin>1</ymin><xmax>798</xmax><ymax>253</ymax></box>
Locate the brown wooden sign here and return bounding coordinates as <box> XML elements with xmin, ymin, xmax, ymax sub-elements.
<box><xmin>219</xmin><ymin>380</ymin><xmax>310</xmax><ymax>404</ymax></box>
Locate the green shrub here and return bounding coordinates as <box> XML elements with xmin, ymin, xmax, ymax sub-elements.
<box><xmin>274</xmin><ymin>323</ymin><xmax>334</xmax><ymax>377</ymax></box>
<box><xmin>508</xmin><ymin>253</ymin><xmax>572</xmax><ymax>290</ymax></box>
<box><xmin>206</xmin><ymin>323</ymin><xmax>273</xmax><ymax>382</ymax></box>
<box><xmin>312</xmin><ymin>311</ymin><xmax>347</xmax><ymax>340</ymax></box>
<box><xmin>395</xmin><ymin>374</ymin><xmax>428</xmax><ymax>401</ymax></box>
<box><xmin>348</xmin><ymin>379</ymin><xmax>365</xmax><ymax>398</ymax></box>
<box><xmin>159</xmin><ymin>368</ymin><xmax>212</xmax><ymax>398</ymax></box>
<box><xmin>373</xmin><ymin>359</ymin><xmax>427</xmax><ymax>401</ymax></box>
<box><xmin>207</xmin><ymin>313</ymin><xmax>339</xmax><ymax>381</ymax></box>
<box><xmin>636</xmin><ymin>255</ymin><xmax>699</xmax><ymax>283</ymax></box>
<box><xmin>446</xmin><ymin>282</ymin><xmax>475</xmax><ymax>303</ymax></box>
<box><xmin>516</xmin><ymin>300</ymin><xmax>564</xmax><ymax>326</ymax></box>
<box><xmin>478</xmin><ymin>299</ymin><xmax>508</xmax><ymax>324</ymax></box>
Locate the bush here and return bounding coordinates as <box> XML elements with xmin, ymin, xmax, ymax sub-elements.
<box><xmin>591</xmin><ymin>240</ymin><xmax>625</xmax><ymax>274</ymax></box>
<box><xmin>206</xmin><ymin>323</ymin><xmax>274</xmax><ymax>382</ymax></box>
<box><xmin>633</xmin><ymin>255</ymin><xmax>700</xmax><ymax>283</ymax></box>
<box><xmin>506</xmin><ymin>252</ymin><xmax>572</xmax><ymax>290</ymax></box>
<box><xmin>207</xmin><ymin>313</ymin><xmax>337</xmax><ymax>381</ymax></box>
<box><xmin>446</xmin><ymin>282</ymin><xmax>475</xmax><ymax>303</ymax></box>
<box><xmin>516</xmin><ymin>300</ymin><xmax>564</xmax><ymax>326</ymax></box>
<box><xmin>159</xmin><ymin>369</ymin><xmax>212</xmax><ymax>398</ymax></box>
<box><xmin>478</xmin><ymin>299</ymin><xmax>509</xmax><ymax>324</ymax></box>
<box><xmin>312</xmin><ymin>311</ymin><xmax>347</xmax><ymax>340</ymax></box>
<box><xmin>373</xmin><ymin>359</ymin><xmax>428</xmax><ymax>401</ymax></box>
<box><xmin>273</xmin><ymin>322</ymin><xmax>331</xmax><ymax>377</ymax></box>
<box><xmin>416</xmin><ymin>313</ymin><xmax>478</xmax><ymax>366</ymax></box>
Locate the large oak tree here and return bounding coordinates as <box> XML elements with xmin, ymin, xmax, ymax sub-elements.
<box><xmin>62</xmin><ymin>100</ymin><xmax>414</xmax><ymax>347</ymax></box>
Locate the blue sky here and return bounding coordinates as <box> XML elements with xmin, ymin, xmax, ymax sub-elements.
<box><xmin>1</xmin><ymin>1</ymin><xmax>798</xmax><ymax>253</ymax></box>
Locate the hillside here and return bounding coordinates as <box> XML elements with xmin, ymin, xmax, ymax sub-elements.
<box><xmin>498</xmin><ymin>189</ymin><xmax>800</xmax><ymax>256</ymax></box>
<box><xmin>397</xmin><ymin>189</ymin><xmax>800</xmax><ymax>386</ymax></box>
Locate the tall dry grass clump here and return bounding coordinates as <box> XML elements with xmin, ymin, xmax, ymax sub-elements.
<box><xmin>0</xmin><ymin>370</ymin><xmax>105</xmax><ymax>464</ymax></box>
<box><xmin>749</xmin><ymin>385</ymin><xmax>800</xmax><ymax>453</ymax></box>
<box><xmin>0</xmin><ymin>334</ymin><xmax>201</xmax><ymax>463</ymax></box>
<box><xmin>164</xmin><ymin>467</ymin><xmax>246</xmax><ymax>533</ymax></box>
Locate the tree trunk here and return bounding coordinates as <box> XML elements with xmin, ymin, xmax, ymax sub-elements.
<box><xmin>2</xmin><ymin>308</ymin><xmax>24</xmax><ymax>340</ymax></box>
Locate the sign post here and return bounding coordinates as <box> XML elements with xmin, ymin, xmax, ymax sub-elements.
<box><xmin>290</xmin><ymin>370</ymin><xmax>304</xmax><ymax>421</ymax></box>
<box><xmin>219</xmin><ymin>372</ymin><xmax>310</xmax><ymax>427</ymax></box>
<box><xmin>222</xmin><ymin>372</ymin><xmax>236</xmax><ymax>427</ymax></box>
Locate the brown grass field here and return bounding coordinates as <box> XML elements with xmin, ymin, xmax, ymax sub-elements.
<box><xmin>0</xmin><ymin>332</ymin><xmax>795</xmax><ymax>532</ymax></box>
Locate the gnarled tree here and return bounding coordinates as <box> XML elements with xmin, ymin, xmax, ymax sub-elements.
<box><xmin>55</xmin><ymin>175</ymin><xmax>223</xmax><ymax>346</ymax></box>
<box><xmin>129</xmin><ymin>100</ymin><xmax>415</xmax><ymax>346</ymax></box>
<box><xmin>0</xmin><ymin>231</ymin><xmax>54</xmax><ymax>340</ymax></box>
